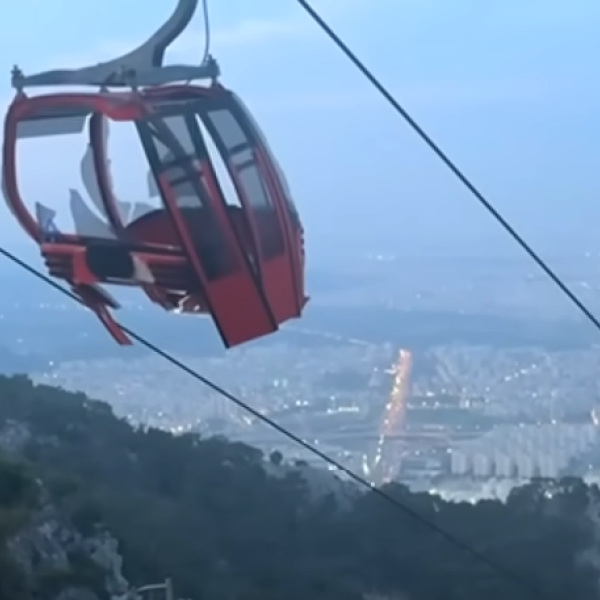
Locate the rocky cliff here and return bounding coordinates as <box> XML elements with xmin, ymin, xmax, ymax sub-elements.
<box><xmin>0</xmin><ymin>453</ymin><xmax>136</xmax><ymax>600</ymax></box>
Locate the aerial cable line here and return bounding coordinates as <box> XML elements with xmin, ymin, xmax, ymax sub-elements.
<box><xmin>0</xmin><ymin>0</ymin><xmax>575</xmax><ymax>595</ymax></box>
<box><xmin>295</xmin><ymin>0</ymin><xmax>600</xmax><ymax>333</ymax></box>
<box><xmin>200</xmin><ymin>0</ymin><xmax>211</xmax><ymax>64</ymax></box>
<box><xmin>0</xmin><ymin>245</ymin><xmax>553</xmax><ymax>600</ymax></box>
<box><xmin>184</xmin><ymin>0</ymin><xmax>211</xmax><ymax>84</ymax></box>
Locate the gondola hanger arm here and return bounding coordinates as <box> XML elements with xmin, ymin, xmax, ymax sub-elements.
<box><xmin>11</xmin><ymin>0</ymin><xmax>219</xmax><ymax>91</ymax></box>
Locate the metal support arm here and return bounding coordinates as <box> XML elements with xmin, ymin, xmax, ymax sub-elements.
<box><xmin>11</xmin><ymin>0</ymin><xmax>219</xmax><ymax>90</ymax></box>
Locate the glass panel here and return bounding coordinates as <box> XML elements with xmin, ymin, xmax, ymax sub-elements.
<box><xmin>203</xmin><ymin>108</ymin><xmax>284</xmax><ymax>258</ymax></box>
<box><xmin>231</xmin><ymin>93</ymin><xmax>300</xmax><ymax>221</ymax></box>
<box><xmin>205</xmin><ymin>109</ymin><xmax>247</xmax><ymax>150</ymax></box>
<box><xmin>237</xmin><ymin>165</ymin><xmax>271</xmax><ymax>209</ymax></box>
<box><xmin>147</xmin><ymin>115</ymin><xmax>205</xmax><ymax>209</ymax></box>
<box><xmin>205</xmin><ymin>110</ymin><xmax>273</xmax><ymax>212</ymax></box>
<box><xmin>16</xmin><ymin>106</ymin><xmax>89</xmax><ymax>139</ymax></box>
<box><xmin>195</xmin><ymin>116</ymin><xmax>241</xmax><ymax>210</ymax></box>
<box><xmin>141</xmin><ymin>115</ymin><xmax>238</xmax><ymax>280</ymax></box>
<box><xmin>152</xmin><ymin>115</ymin><xmax>196</xmax><ymax>159</ymax></box>
<box><xmin>194</xmin><ymin>115</ymin><xmax>259</xmax><ymax>271</ymax></box>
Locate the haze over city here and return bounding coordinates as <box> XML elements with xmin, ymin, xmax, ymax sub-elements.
<box><xmin>1</xmin><ymin>0</ymin><xmax>600</xmax><ymax>503</ymax></box>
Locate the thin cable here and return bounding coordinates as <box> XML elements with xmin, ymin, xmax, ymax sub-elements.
<box><xmin>0</xmin><ymin>246</ymin><xmax>550</xmax><ymax>600</ymax></box>
<box><xmin>200</xmin><ymin>0</ymin><xmax>211</xmax><ymax>64</ymax></box>
<box><xmin>296</xmin><ymin>0</ymin><xmax>600</xmax><ymax>334</ymax></box>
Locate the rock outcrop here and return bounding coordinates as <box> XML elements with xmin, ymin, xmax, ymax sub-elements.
<box><xmin>1</xmin><ymin>468</ymin><xmax>135</xmax><ymax>600</ymax></box>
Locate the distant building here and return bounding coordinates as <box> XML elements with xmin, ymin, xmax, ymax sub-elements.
<box><xmin>493</xmin><ymin>453</ymin><xmax>513</xmax><ymax>478</ymax></box>
<box><xmin>450</xmin><ymin>450</ymin><xmax>469</xmax><ymax>476</ymax></box>
<box><xmin>537</xmin><ymin>457</ymin><xmax>558</xmax><ymax>478</ymax></box>
<box><xmin>515</xmin><ymin>455</ymin><xmax>535</xmax><ymax>479</ymax></box>
<box><xmin>472</xmin><ymin>454</ymin><xmax>491</xmax><ymax>478</ymax></box>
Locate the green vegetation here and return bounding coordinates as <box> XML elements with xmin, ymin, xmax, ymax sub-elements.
<box><xmin>0</xmin><ymin>455</ymin><xmax>37</xmax><ymax>600</ymax></box>
<box><xmin>0</xmin><ymin>374</ymin><xmax>598</xmax><ymax>600</ymax></box>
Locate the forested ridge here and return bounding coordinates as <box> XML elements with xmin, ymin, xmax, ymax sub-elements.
<box><xmin>0</xmin><ymin>374</ymin><xmax>598</xmax><ymax>600</ymax></box>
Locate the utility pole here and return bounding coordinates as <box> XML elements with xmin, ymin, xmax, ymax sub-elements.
<box><xmin>136</xmin><ymin>578</ymin><xmax>174</xmax><ymax>600</ymax></box>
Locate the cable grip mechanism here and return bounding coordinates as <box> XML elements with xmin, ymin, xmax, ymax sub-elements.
<box><xmin>11</xmin><ymin>0</ymin><xmax>219</xmax><ymax>92</ymax></box>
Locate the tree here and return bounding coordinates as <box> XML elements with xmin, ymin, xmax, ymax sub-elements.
<box><xmin>0</xmin><ymin>374</ymin><xmax>597</xmax><ymax>599</ymax></box>
<box><xmin>269</xmin><ymin>451</ymin><xmax>283</xmax><ymax>466</ymax></box>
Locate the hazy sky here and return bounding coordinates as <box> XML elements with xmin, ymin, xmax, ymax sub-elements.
<box><xmin>1</xmin><ymin>0</ymin><xmax>599</xmax><ymax>259</ymax></box>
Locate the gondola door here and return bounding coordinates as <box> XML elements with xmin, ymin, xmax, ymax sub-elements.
<box><xmin>136</xmin><ymin>105</ymin><xmax>278</xmax><ymax>347</ymax></box>
<box><xmin>197</xmin><ymin>98</ymin><xmax>300</xmax><ymax>324</ymax></box>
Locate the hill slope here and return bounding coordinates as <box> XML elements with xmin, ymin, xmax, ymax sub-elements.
<box><xmin>0</xmin><ymin>374</ymin><xmax>598</xmax><ymax>600</ymax></box>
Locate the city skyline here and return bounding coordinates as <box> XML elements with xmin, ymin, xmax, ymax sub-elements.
<box><xmin>0</xmin><ymin>0</ymin><xmax>599</xmax><ymax>505</ymax></box>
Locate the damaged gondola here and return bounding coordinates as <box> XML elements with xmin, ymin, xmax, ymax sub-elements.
<box><xmin>1</xmin><ymin>0</ymin><xmax>308</xmax><ymax>348</ymax></box>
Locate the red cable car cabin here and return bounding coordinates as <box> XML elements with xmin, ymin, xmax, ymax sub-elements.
<box><xmin>2</xmin><ymin>84</ymin><xmax>308</xmax><ymax>348</ymax></box>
